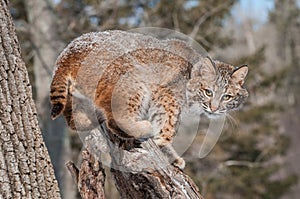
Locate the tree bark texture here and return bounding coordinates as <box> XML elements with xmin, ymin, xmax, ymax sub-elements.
<box><xmin>0</xmin><ymin>0</ymin><xmax>61</xmax><ymax>198</ymax></box>
<box><xmin>23</xmin><ymin>1</ymin><xmax>73</xmax><ymax>197</ymax></box>
<box><xmin>68</xmin><ymin>124</ymin><xmax>204</xmax><ymax>199</ymax></box>
<box><xmin>66</xmin><ymin>149</ymin><xmax>106</xmax><ymax>199</ymax></box>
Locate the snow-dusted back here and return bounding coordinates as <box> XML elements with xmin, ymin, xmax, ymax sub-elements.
<box><xmin>50</xmin><ymin>29</ymin><xmax>247</xmax><ymax>170</ymax></box>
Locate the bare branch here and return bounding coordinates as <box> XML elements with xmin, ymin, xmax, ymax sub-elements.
<box><xmin>173</xmin><ymin>11</ymin><xmax>180</xmax><ymax>32</ymax></box>
<box><xmin>189</xmin><ymin>1</ymin><xmax>232</xmax><ymax>40</ymax></box>
<box><xmin>66</xmin><ymin>161</ymin><xmax>79</xmax><ymax>185</ymax></box>
<box><xmin>220</xmin><ymin>160</ymin><xmax>261</xmax><ymax>169</ymax></box>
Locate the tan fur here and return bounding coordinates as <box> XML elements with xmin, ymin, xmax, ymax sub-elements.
<box><xmin>50</xmin><ymin>31</ymin><xmax>248</xmax><ymax>169</ymax></box>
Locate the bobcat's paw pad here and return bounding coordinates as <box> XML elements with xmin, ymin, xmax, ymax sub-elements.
<box><xmin>173</xmin><ymin>157</ymin><xmax>186</xmax><ymax>170</ymax></box>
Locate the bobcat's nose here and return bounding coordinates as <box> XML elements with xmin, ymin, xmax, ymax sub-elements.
<box><xmin>210</xmin><ymin>100</ymin><xmax>219</xmax><ymax>112</ymax></box>
<box><xmin>210</xmin><ymin>105</ymin><xmax>219</xmax><ymax>112</ymax></box>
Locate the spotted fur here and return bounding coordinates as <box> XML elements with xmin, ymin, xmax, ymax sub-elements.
<box><xmin>50</xmin><ymin>31</ymin><xmax>248</xmax><ymax>169</ymax></box>
<box><xmin>186</xmin><ymin>57</ymin><xmax>248</xmax><ymax>119</ymax></box>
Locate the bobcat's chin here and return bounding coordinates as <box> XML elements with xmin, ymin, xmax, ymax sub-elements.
<box><xmin>203</xmin><ymin>110</ymin><xmax>225</xmax><ymax>119</ymax></box>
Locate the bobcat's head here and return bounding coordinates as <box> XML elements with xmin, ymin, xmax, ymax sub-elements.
<box><xmin>187</xmin><ymin>57</ymin><xmax>248</xmax><ymax>118</ymax></box>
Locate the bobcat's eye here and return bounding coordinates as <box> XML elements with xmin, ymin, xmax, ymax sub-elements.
<box><xmin>204</xmin><ymin>89</ymin><xmax>213</xmax><ymax>97</ymax></box>
<box><xmin>222</xmin><ymin>94</ymin><xmax>233</xmax><ymax>101</ymax></box>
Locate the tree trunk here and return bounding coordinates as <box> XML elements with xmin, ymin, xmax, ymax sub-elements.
<box><xmin>67</xmin><ymin>123</ymin><xmax>204</xmax><ymax>199</ymax></box>
<box><xmin>0</xmin><ymin>0</ymin><xmax>61</xmax><ymax>198</ymax></box>
<box><xmin>24</xmin><ymin>0</ymin><xmax>75</xmax><ymax>197</ymax></box>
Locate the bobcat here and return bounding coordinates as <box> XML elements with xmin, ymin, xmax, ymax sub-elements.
<box><xmin>50</xmin><ymin>30</ymin><xmax>248</xmax><ymax>169</ymax></box>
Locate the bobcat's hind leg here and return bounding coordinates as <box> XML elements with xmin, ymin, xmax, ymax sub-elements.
<box><xmin>63</xmin><ymin>88</ymin><xmax>106</xmax><ymax>131</ymax></box>
<box><xmin>117</xmin><ymin>119</ymin><xmax>154</xmax><ymax>139</ymax></box>
<box><xmin>111</xmin><ymin>82</ymin><xmax>156</xmax><ymax>139</ymax></box>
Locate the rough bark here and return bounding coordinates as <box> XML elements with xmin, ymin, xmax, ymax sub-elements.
<box><xmin>0</xmin><ymin>0</ymin><xmax>61</xmax><ymax>198</ymax></box>
<box><xmin>68</xmin><ymin>123</ymin><xmax>204</xmax><ymax>199</ymax></box>
<box><xmin>24</xmin><ymin>0</ymin><xmax>74</xmax><ymax>197</ymax></box>
<box><xmin>67</xmin><ymin>150</ymin><xmax>106</xmax><ymax>199</ymax></box>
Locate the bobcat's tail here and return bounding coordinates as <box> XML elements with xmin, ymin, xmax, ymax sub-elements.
<box><xmin>49</xmin><ymin>32</ymin><xmax>102</xmax><ymax>120</ymax></box>
<box><xmin>50</xmin><ymin>46</ymin><xmax>94</xmax><ymax>120</ymax></box>
<box><xmin>50</xmin><ymin>67</ymin><xmax>72</xmax><ymax>120</ymax></box>
<box><xmin>50</xmin><ymin>50</ymin><xmax>82</xmax><ymax>120</ymax></box>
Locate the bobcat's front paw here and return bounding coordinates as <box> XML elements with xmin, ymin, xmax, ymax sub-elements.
<box><xmin>173</xmin><ymin>157</ymin><xmax>186</xmax><ymax>170</ymax></box>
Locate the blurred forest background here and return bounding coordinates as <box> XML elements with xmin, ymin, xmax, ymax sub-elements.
<box><xmin>8</xmin><ymin>0</ymin><xmax>300</xmax><ymax>198</ymax></box>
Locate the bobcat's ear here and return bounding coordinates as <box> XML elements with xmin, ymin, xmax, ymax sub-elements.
<box><xmin>200</xmin><ymin>56</ymin><xmax>217</xmax><ymax>80</ymax></box>
<box><xmin>231</xmin><ymin>65</ymin><xmax>248</xmax><ymax>86</ymax></box>
<box><xmin>192</xmin><ymin>56</ymin><xmax>217</xmax><ymax>79</ymax></box>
